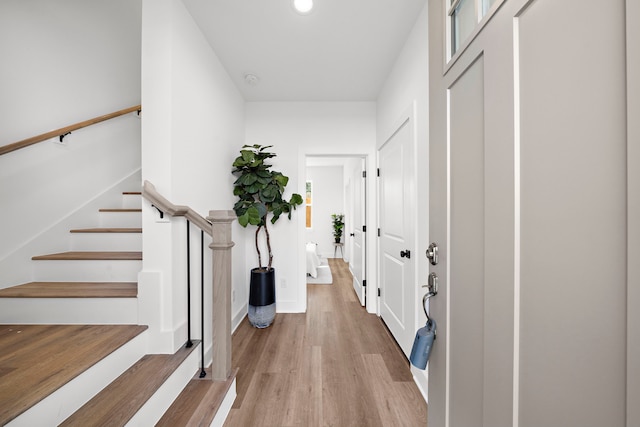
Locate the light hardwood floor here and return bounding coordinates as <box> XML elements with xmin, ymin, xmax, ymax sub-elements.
<box><xmin>225</xmin><ymin>258</ymin><xmax>427</xmax><ymax>426</ymax></box>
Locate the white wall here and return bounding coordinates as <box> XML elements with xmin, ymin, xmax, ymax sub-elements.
<box><xmin>245</xmin><ymin>102</ymin><xmax>377</xmax><ymax>313</ymax></box>
<box><xmin>305</xmin><ymin>166</ymin><xmax>345</xmax><ymax>259</ymax></box>
<box><xmin>140</xmin><ymin>0</ymin><xmax>246</xmax><ymax>354</ymax></box>
<box><xmin>376</xmin><ymin>3</ymin><xmax>430</xmax><ymax>399</ymax></box>
<box><xmin>0</xmin><ymin>0</ymin><xmax>142</xmax><ymax>146</ymax></box>
<box><xmin>0</xmin><ymin>0</ymin><xmax>142</xmax><ymax>280</ymax></box>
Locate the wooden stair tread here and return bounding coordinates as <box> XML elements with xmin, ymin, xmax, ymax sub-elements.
<box><xmin>98</xmin><ymin>208</ymin><xmax>141</xmax><ymax>212</ymax></box>
<box><xmin>0</xmin><ymin>324</ymin><xmax>148</xmax><ymax>426</ymax></box>
<box><xmin>70</xmin><ymin>227</ymin><xmax>142</xmax><ymax>233</ymax></box>
<box><xmin>60</xmin><ymin>342</ymin><xmax>199</xmax><ymax>426</ymax></box>
<box><xmin>32</xmin><ymin>251</ymin><xmax>142</xmax><ymax>261</ymax></box>
<box><xmin>0</xmin><ymin>282</ymin><xmax>137</xmax><ymax>298</ymax></box>
<box><xmin>157</xmin><ymin>368</ymin><xmax>238</xmax><ymax>427</ymax></box>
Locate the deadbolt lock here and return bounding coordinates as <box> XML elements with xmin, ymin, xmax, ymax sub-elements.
<box><xmin>426</xmin><ymin>242</ymin><xmax>439</xmax><ymax>265</ymax></box>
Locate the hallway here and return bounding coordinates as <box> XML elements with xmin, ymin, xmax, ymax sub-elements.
<box><xmin>225</xmin><ymin>258</ymin><xmax>427</xmax><ymax>426</ymax></box>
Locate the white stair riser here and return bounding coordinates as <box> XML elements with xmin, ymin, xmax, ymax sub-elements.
<box><xmin>126</xmin><ymin>344</ymin><xmax>201</xmax><ymax>426</ymax></box>
<box><xmin>70</xmin><ymin>233</ymin><xmax>142</xmax><ymax>251</ymax></box>
<box><xmin>99</xmin><ymin>211</ymin><xmax>142</xmax><ymax>228</ymax></box>
<box><xmin>0</xmin><ymin>298</ymin><xmax>138</xmax><ymax>324</ymax></box>
<box><xmin>122</xmin><ymin>194</ymin><xmax>142</xmax><ymax>209</ymax></box>
<box><xmin>211</xmin><ymin>380</ymin><xmax>236</xmax><ymax>427</ymax></box>
<box><xmin>6</xmin><ymin>330</ymin><xmax>147</xmax><ymax>427</ymax></box>
<box><xmin>33</xmin><ymin>260</ymin><xmax>141</xmax><ymax>282</ymax></box>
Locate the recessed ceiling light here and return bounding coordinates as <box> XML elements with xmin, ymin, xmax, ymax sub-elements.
<box><xmin>293</xmin><ymin>0</ymin><xmax>313</xmax><ymax>14</ymax></box>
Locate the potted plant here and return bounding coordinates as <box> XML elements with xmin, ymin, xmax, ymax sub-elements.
<box><xmin>331</xmin><ymin>213</ymin><xmax>345</xmax><ymax>243</ymax></box>
<box><xmin>232</xmin><ymin>144</ymin><xmax>303</xmax><ymax>328</ymax></box>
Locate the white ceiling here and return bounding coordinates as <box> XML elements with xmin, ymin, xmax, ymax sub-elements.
<box><xmin>182</xmin><ymin>0</ymin><xmax>427</xmax><ymax>102</ymax></box>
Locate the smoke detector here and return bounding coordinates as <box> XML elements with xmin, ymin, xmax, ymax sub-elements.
<box><xmin>244</xmin><ymin>74</ymin><xmax>260</xmax><ymax>87</ymax></box>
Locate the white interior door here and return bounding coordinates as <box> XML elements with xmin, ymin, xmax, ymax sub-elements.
<box><xmin>427</xmin><ymin>1</ymin><xmax>638</xmax><ymax>426</ymax></box>
<box><xmin>350</xmin><ymin>159</ymin><xmax>366</xmax><ymax>306</ymax></box>
<box><xmin>379</xmin><ymin>117</ymin><xmax>415</xmax><ymax>358</ymax></box>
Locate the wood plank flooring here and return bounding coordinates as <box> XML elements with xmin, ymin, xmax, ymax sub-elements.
<box><xmin>157</xmin><ymin>368</ymin><xmax>238</xmax><ymax>426</ymax></box>
<box><xmin>0</xmin><ymin>282</ymin><xmax>137</xmax><ymax>298</ymax></box>
<box><xmin>225</xmin><ymin>258</ymin><xmax>427</xmax><ymax>427</ymax></box>
<box><xmin>31</xmin><ymin>251</ymin><xmax>142</xmax><ymax>260</ymax></box>
<box><xmin>0</xmin><ymin>324</ymin><xmax>148</xmax><ymax>425</ymax></box>
<box><xmin>60</xmin><ymin>342</ymin><xmax>198</xmax><ymax>426</ymax></box>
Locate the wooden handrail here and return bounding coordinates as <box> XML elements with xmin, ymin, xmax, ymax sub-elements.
<box><xmin>141</xmin><ymin>179</ymin><xmax>235</xmax><ymax>381</ymax></box>
<box><xmin>0</xmin><ymin>104</ymin><xmax>141</xmax><ymax>156</ymax></box>
<box><xmin>141</xmin><ymin>180</ymin><xmax>213</xmax><ymax>235</ymax></box>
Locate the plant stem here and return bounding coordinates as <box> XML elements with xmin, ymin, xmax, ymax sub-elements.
<box><xmin>255</xmin><ymin>225</ymin><xmax>263</xmax><ymax>268</ymax></box>
<box><xmin>264</xmin><ymin>220</ymin><xmax>273</xmax><ymax>269</ymax></box>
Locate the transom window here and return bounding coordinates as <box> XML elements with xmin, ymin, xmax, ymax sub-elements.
<box><xmin>448</xmin><ymin>0</ymin><xmax>496</xmax><ymax>57</ymax></box>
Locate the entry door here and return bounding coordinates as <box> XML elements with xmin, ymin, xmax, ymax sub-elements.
<box><xmin>428</xmin><ymin>1</ymin><xmax>639</xmax><ymax>426</ymax></box>
<box><xmin>379</xmin><ymin>117</ymin><xmax>415</xmax><ymax>358</ymax></box>
<box><xmin>350</xmin><ymin>159</ymin><xmax>366</xmax><ymax>306</ymax></box>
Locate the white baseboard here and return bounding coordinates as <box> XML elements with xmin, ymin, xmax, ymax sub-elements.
<box><xmin>232</xmin><ymin>304</ymin><xmax>247</xmax><ymax>333</ymax></box>
<box><xmin>412</xmin><ymin>366</ymin><xmax>429</xmax><ymax>404</ymax></box>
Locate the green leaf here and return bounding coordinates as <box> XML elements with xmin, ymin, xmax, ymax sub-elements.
<box><xmin>232</xmin><ymin>157</ymin><xmax>246</xmax><ymax>168</ymax></box>
<box><xmin>246</xmin><ymin>182</ymin><xmax>263</xmax><ymax>194</ymax></box>
<box><xmin>246</xmin><ymin>206</ymin><xmax>263</xmax><ymax>225</ymax></box>
<box><xmin>241</xmin><ymin>150</ymin><xmax>255</xmax><ymax>163</ymax></box>
<box><xmin>240</xmin><ymin>173</ymin><xmax>258</xmax><ymax>186</ymax></box>
<box><xmin>257</xmin><ymin>203</ymin><xmax>268</xmax><ymax>218</ymax></box>
<box><xmin>273</xmin><ymin>173</ymin><xmax>289</xmax><ymax>188</ymax></box>
<box><xmin>238</xmin><ymin>212</ymin><xmax>249</xmax><ymax>227</ymax></box>
<box><xmin>289</xmin><ymin>193</ymin><xmax>303</xmax><ymax>206</ymax></box>
<box><xmin>260</xmin><ymin>185</ymin><xmax>278</xmax><ymax>202</ymax></box>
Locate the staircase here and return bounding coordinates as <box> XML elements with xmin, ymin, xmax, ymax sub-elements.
<box><xmin>0</xmin><ymin>188</ymin><xmax>235</xmax><ymax>426</ymax></box>
<box><xmin>0</xmin><ymin>191</ymin><xmax>143</xmax><ymax>325</ymax></box>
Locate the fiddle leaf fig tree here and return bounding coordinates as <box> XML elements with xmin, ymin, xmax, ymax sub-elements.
<box><xmin>232</xmin><ymin>144</ymin><xmax>303</xmax><ymax>270</ymax></box>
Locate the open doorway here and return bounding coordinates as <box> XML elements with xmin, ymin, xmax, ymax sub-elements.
<box><xmin>304</xmin><ymin>155</ymin><xmax>367</xmax><ymax>306</ymax></box>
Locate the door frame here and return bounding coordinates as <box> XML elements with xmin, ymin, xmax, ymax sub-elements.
<box><xmin>348</xmin><ymin>157</ymin><xmax>367</xmax><ymax>306</ymax></box>
<box><xmin>302</xmin><ymin>154</ymin><xmax>373</xmax><ymax>312</ymax></box>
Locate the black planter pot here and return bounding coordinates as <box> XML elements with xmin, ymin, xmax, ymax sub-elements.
<box><xmin>248</xmin><ymin>268</ymin><xmax>276</xmax><ymax>328</ymax></box>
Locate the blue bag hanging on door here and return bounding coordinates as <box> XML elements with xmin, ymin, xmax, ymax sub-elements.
<box><xmin>409</xmin><ymin>319</ymin><xmax>436</xmax><ymax>370</ymax></box>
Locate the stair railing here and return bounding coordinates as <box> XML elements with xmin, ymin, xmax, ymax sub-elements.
<box><xmin>142</xmin><ymin>180</ymin><xmax>235</xmax><ymax>381</ymax></box>
<box><xmin>0</xmin><ymin>105</ymin><xmax>141</xmax><ymax>156</ymax></box>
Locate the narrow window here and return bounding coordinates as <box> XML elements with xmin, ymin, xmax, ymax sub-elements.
<box><xmin>305</xmin><ymin>181</ymin><xmax>312</xmax><ymax>228</ymax></box>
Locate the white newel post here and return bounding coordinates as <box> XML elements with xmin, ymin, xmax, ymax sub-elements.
<box><xmin>207</xmin><ymin>210</ymin><xmax>235</xmax><ymax>380</ymax></box>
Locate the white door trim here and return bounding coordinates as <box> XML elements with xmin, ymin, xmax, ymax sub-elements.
<box><xmin>626</xmin><ymin>1</ymin><xmax>640</xmax><ymax>425</ymax></box>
